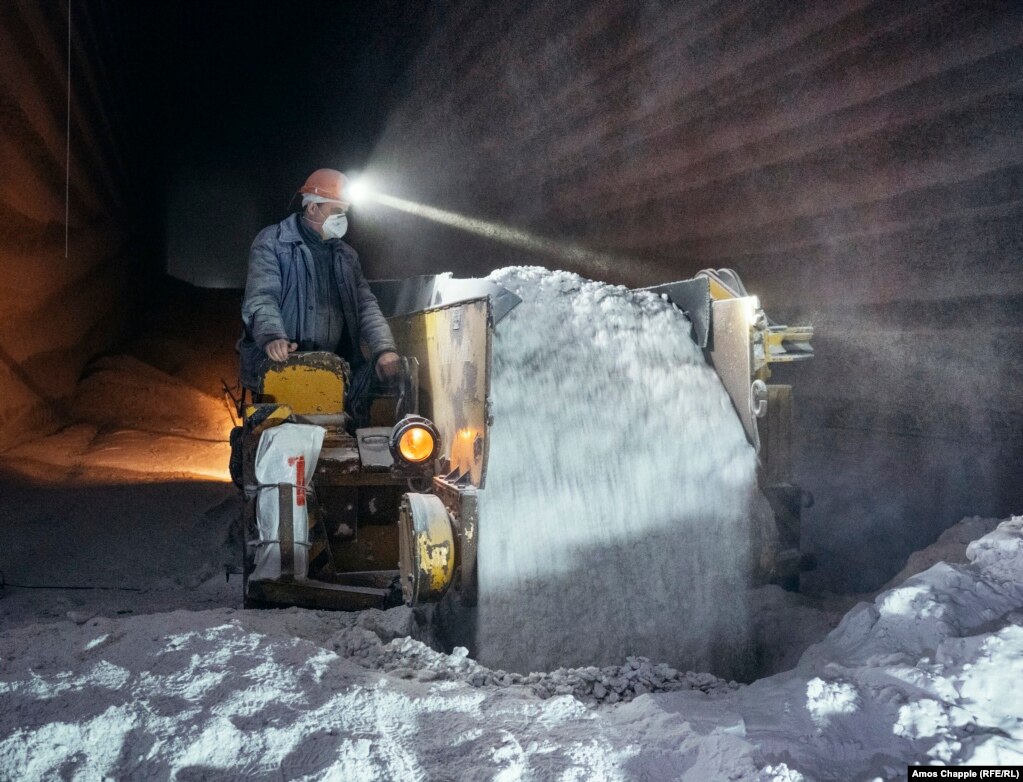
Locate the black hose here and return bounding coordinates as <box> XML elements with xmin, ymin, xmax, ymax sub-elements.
<box><xmin>0</xmin><ymin>571</ymin><xmax>142</xmax><ymax>592</ymax></box>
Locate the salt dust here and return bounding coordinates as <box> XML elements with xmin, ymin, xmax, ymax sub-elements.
<box><xmin>461</xmin><ymin>267</ymin><xmax>759</xmax><ymax>675</ymax></box>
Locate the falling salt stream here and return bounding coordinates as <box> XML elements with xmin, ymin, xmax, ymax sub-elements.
<box><xmin>442</xmin><ymin>266</ymin><xmax>761</xmax><ymax>677</ymax></box>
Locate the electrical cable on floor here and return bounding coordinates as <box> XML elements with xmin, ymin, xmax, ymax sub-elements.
<box><xmin>0</xmin><ymin>571</ymin><xmax>142</xmax><ymax>592</ymax></box>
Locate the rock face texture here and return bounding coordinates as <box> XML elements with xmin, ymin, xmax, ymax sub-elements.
<box><xmin>0</xmin><ymin>2</ymin><xmax>152</xmax><ymax>450</ymax></box>
<box><xmin>357</xmin><ymin>1</ymin><xmax>1023</xmax><ymax>590</ymax></box>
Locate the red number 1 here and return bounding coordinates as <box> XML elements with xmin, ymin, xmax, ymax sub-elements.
<box><xmin>287</xmin><ymin>456</ymin><xmax>306</xmax><ymax>506</ymax></box>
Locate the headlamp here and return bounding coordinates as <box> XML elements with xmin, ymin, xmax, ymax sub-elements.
<box><xmin>389</xmin><ymin>415</ymin><xmax>439</xmax><ymax>466</ymax></box>
<box><xmin>346</xmin><ymin>176</ymin><xmax>370</xmax><ymax>207</ymax></box>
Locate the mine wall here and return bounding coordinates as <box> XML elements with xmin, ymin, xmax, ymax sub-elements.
<box><xmin>0</xmin><ymin>1</ymin><xmax>153</xmax><ymax>451</ymax></box>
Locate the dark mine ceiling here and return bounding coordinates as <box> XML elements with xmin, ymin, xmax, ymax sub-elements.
<box><xmin>142</xmin><ymin>2</ymin><xmax>435</xmax><ymax>286</ymax></box>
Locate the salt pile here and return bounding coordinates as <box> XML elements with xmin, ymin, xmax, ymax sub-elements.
<box><xmin>732</xmin><ymin>514</ymin><xmax>1023</xmax><ymax>773</ymax></box>
<box><xmin>3</xmin><ymin>518</ymin><xmax>1022</xmax><ymax>779</ymax></box>
<box><xmin>342</xmin><ymin>627</ymin><xmax>737</xmax><ymax>705</ymax></box>
<box><xmin>460</xmin><ymin>267</ymin><xmax>759</xmax><ymax>675</ymax></box>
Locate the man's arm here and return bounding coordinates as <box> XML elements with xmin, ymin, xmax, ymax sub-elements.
<box><xmin>242</xmin><ymin>230</ymin><xmax>291</xmax><ymax>356</ymax></box>
<box><xmin>349</xmin><ymin>252</ymin><xmax>399</xmax><ymax>379</ymax></box>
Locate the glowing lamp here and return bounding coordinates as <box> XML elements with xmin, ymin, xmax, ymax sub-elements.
<box><xmin>390</xmin><ymin>415</ymin><xmax>439</xmax><ymax>465</ymax></box>
<box><xmin>346</xmin><ymin>176</ymin><xmax>371</xmax><ymax>206</ymax></box>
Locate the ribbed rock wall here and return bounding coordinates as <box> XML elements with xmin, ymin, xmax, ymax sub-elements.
<box><xmin>360</xmin><ymin>1</ymin><xmax>1023</xmax><ymax>590</ymax></box>
<box><xmin>0</xmin><ymin>1</ymin><xmax>146</xmax><ymax>450</ymax></box>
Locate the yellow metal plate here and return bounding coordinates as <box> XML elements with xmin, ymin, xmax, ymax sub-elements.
<box><xmin>259</xmin><ymin>352</ymin><xmax>347</xmax><ymax>415</ymax></box>
<box><xmin>387</xmin><ymin>299</ymin><xmax>491</xmax><ymax>488</ymax></box>
<box><xmin>398</xmin><ymin>492</ymin><xmax>455</xmax><ymax>604</ymax></box>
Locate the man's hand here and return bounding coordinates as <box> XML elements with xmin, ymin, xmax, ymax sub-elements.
<box><xmin>375</xmin><ymin>351</ymin><xmax>401</xmax><ymax>382</ymax></box>
<box><xmin>265</xmin><ymin>339</ymin><xmax>297</xmax><ymax>362</ymax></box>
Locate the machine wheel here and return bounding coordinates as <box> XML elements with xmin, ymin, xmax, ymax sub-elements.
<box><xmin>397</xmin><ymin>493</ymin><xmax>456</xmax><ymax>606</ymax></box>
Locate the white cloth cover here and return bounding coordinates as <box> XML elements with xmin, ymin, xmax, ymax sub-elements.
<box><xmin>251</xmin><ymin>423</ymin><xmax>325</xmax><ymax>581</ymax></box>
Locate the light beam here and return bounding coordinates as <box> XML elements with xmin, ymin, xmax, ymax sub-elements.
<box><xmin>358</xmin><ymin>186</ymin><xmax>630</xmax><ymax>275</ymax></box>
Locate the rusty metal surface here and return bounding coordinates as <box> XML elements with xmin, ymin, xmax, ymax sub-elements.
<box><xmin>356</xmin><ymin>427</ymin><xmax>395</xmax><ymax>470</ymax></box>
<box><xmin>397</xmin><ymin>492</ymin><xmax>455</xmax><ymax>605</ymax></box>
<box><xmin>278</xmin><ymin>483</ymin><xmax>295</xmax><ymax>581</ymax></box>
<box><xmin>387</xmin><ymin>297</ymin><xmax>492</xmax><ymax>488</ymax></box>
<box><xmin>246</xmin><ymin>578</ymin><xmax>390</xmax><ymax>611</ymax></box>
<box><xmin>370</xmin><ymin>275</ymin><xmax>521</xmax><ymax>324</ymax></box>
<box><xmin>296</xmin><ymin>413</ymin><xmax>349</xmax><ymax>428</ymax></box>
<box><xmin>760</xmin><ymin>385</ymin><xmax>793</xmax><ymax>485</ymax></box>
<box><xmin>433</xmin><ymin>477</ymin><xmax>479</xmax><ymax>606</ymax></box>
<box><xmin>313</xmin><ymin>470</ymin><xmax>417</xmax><ymax>487</ymax></box>
<box><xmin>315</xmin><ymin>446</ymin><xmax>361</xmax><ymax>474</ymax></box>
<box><xmin>332</xmin><ymin>516</ymin><xmax>400</xmax><ymax>574</ymax></box>
<box><xmin>634</xmin><ymin>277</ymin><xmax>711</xmax><ymax>348</ymax></box>
<box><xmin>707</xmin><ymin>297</ymin><xmax>760</xmax><ymax>452</ymax></box>
<box><xmin>259</xmin><ymin>351</ymin><xmax>349</xmax><ymax>415</ymax></box>
<box><xmin>332</xmin><ymin>570</ymin><xmax>400</xmax><ymax>588</ymax></box>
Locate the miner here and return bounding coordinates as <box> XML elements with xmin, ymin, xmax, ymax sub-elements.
<box><xmin>238</xmin><ymin>168</ymin><xmax>400</xmax><ymax>420</ymax></box>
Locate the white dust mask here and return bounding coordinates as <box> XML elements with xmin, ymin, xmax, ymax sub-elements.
<box><xmin>322</xmin><ymin>213</ymin><xmax>348</xmax><ymax>239</ymax></box>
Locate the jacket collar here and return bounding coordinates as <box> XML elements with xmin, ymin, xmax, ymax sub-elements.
<box><xmin>278</xmin><ymin>213</ymin><xmax>304</xmax><ymax>244</ymax></box>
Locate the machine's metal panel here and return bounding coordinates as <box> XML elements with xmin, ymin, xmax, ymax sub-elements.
<box><xmin>697</xmin><ymin>268</ymin><xmax>749</xmax><ymax>299</ymax></box>
<box><xmin>313</xmin><ymin>468</ymin><xmax>421</xmax><ymax>486</ymax></box>
<box><xmin>387</xmin><ymin>298</ymin><xmax>491</xmax><ymax>488</ymax></box>
<box><xmin>370</xmin><ymin>275</ymin><xmax>440</xmax><ymax>319</ymax></box>
<box><xmin>371</xmin><ymin>275</ymin><xmax>521</xmax><ymax>325</ymax></box>
<box><xmin>431</xmin><ymin>276</ymin><xmax>521</xmax><ymax>324</ymax></box>
<box><xmin>634</xmin><ymin>278</ymin><xmax>711</xmax><ymax>348</ymax></box>
<box><xmin>707</xmin><ymin>297</ymin><xmax>760</xmax><ymax>452</ymax></box>
<box><xmin>247</xmin><ymin>578</ymin><xmax>390</xmax><ymax>611</ymax></box>
<box><xmin>259</xmin><ymin>351</ymin><xmax>347</xmax><ymax>415</ymax></box>
<box><xmin>760</xmin><ymin>385</ymin><xmax>793</xmax><ymax>484</ymax></box>
<box><xmin>355</xmin><ymin>427</ymin><xmax>394</xmax><ymax>470</ymax></box>
<box><xmin>332</xmin><ymin>570</ymin><xmax>400</xmax><ymax>589</ymax></box>
<box><xmin>397</xmin><ymin>492</ymin><xmax>456</xmax><ymax>605</ymax></box>
<box><xmin>433</xmin><ymin>477</ymin><xmax>478</xmax><ymax>606</ymax></box>
<box><xmin>296</xmin><ymin>413</ymin><xmax>348</xmax><ymax>427</ymax></box>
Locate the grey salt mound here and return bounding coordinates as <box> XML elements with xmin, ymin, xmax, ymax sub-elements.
<box><xmin>449</xmin><ymin>267</ymin><xmax>759</xmax><ymax>676</ymax></box>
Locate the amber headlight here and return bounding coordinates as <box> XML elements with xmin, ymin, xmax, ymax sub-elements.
<box><xmin>389</xmin><ymin>415</ymin><xmax>440</xmax><ymax>465</ymax></box>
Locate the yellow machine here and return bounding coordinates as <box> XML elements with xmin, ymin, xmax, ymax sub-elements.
<box><xmin>235</xmin><ymin>291</ymin><xmax>495</xmax><ymax>610</ymax></box>
<box><xmin>233</xmin><ymin>270</ymin><xmax>813</xmax><ymax>610</ymax></box>
<box><xmin>639</xmin><ymin>269</ymin><xmax>815</xmax><ymax>586</ymax></box>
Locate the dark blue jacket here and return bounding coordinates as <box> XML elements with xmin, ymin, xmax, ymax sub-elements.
<box><xmin>239</xmin><ymin>214</ymin><xmax>396</xmax><ymax>390</ymax></box>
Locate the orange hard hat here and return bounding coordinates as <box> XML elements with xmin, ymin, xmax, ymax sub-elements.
<box><xmin>298</xmin><ymin>168</ymin><xmax>349</xmax><ymax>205</ymax></box>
